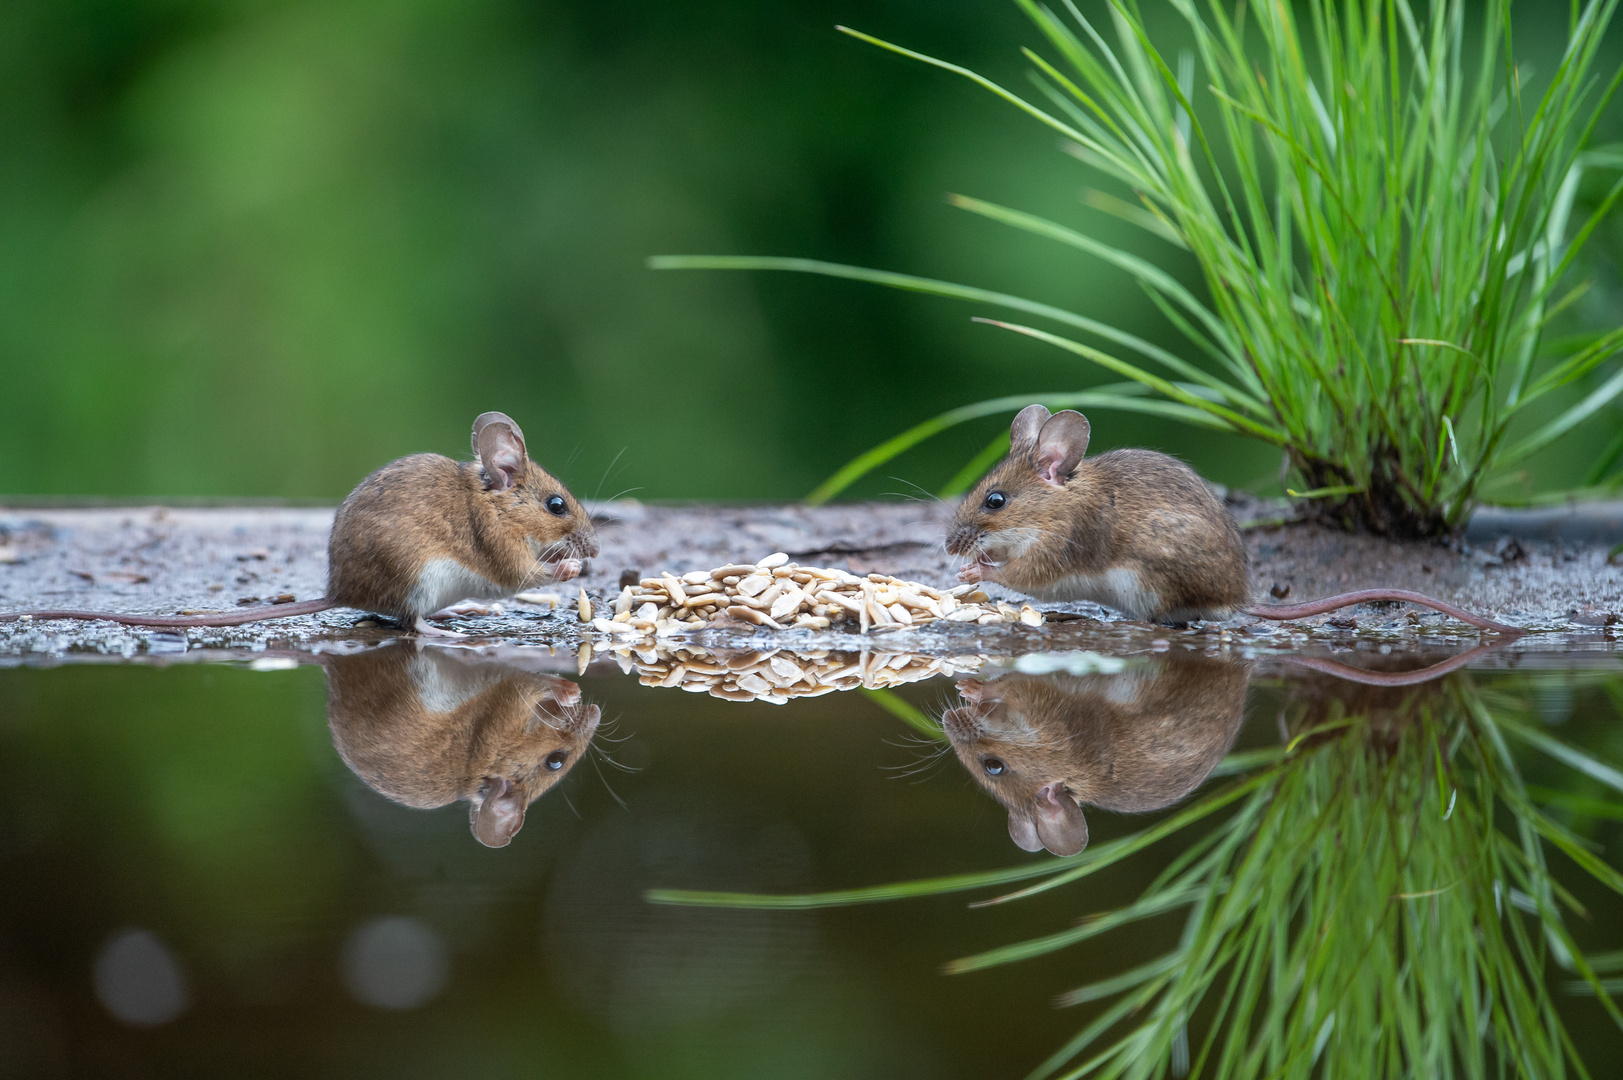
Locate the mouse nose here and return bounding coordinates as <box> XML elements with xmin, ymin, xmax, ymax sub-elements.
<box><xmin>945</xmin><ymin>524</ymin><xmax>978</xmax><ymax>556</ymax></box>
<box><xmin>939</xmin><ymin>707</ymin><xmax>972</xmax><ymax>740</ymax></box>
<box><xmin>574</xmin><ymin>529</ymin><xmax>601</xmax><ymax>560</ymax></box>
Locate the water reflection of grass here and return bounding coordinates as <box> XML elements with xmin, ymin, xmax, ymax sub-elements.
<box><xmin>653</xmin><ymin>674</ymin><xmax>1623</xmax><ymax>1078</ymax></box>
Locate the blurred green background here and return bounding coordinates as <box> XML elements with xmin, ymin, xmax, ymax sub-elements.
<box><xmin>1</xmin><ymin>0</ymin><xmax>1620</xmax><ymax>502</ymax></box>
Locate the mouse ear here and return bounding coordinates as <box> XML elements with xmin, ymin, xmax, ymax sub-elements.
<box><xmin>1007</xmin><ymin>808</ymin><xmax>1044</xmax><ymax>852</ymax></box>
<box><xmin>472</xmin><ymin>412</ymin><xmax>529</xmax><ymax>492</ymax></box>
<box><xmin>1033</xmin><ymin>410</ymin><xmax>1091</xmax><ymax>486</ymax></box>
<box><xmin>1033</xmin><ymin>782</ymin><xmax>1089</xmax><ymax>856</ymax></box>
<box><xmin>1010</xmin><ymin>404</ymin><xmax>1052</xmax><ymax>453</ymax></box>
<box><xmin>469</xmin><ymin>775</ymin><xmax>528</xmax><ymax>848</ymax></box>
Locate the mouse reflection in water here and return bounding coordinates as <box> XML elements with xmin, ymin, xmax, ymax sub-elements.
<box><xmin>324</xmin><ymin>645</ymin><xmax>601</xmax><ymax>847</ymax></box>
<box><xmin>943</xmin><ymin>656</ymin><xmax>1248</xmax><ymax>856</ymax></box>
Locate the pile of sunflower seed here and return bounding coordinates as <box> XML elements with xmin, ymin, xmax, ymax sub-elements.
<box><xmin>606</xmin><ymin>643</ymin><xmax>985</xmax><ymax>703</ymax></box>
<box><xmin>575</xmin><ymin>552</ymin><xmax>1045</xmax><ymax>639</ymax></box>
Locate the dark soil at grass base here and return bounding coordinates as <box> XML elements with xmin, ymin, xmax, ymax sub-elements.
<box><xmin>0</xmin><ymin>498</ymin><xmax>1618</xmax><ymax>661</ymax></box>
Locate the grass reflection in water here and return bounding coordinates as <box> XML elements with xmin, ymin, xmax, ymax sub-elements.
<box><xmin>654</xmin><ymin>657</ymin><xmax>1623</xmax><ymax>1079</ymax></box>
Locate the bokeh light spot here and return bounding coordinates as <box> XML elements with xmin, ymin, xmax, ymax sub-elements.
<box><xmin>340</xmin><ymin>916</ymin><xmax>448</xmax><ymax>1010</ymax></box>
<box><xmin>92</xmin><ymin>928</ymin><xmax>190</xmax><ymax>1027</ymax></box>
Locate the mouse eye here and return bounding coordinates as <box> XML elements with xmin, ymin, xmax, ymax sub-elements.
<box><xmin>983</xmin><ymin>490</ymin><xmax>1008</xmax><ymax>511</ymax></box>
<box><xmin>544</xmin><ymin>750</ymin><xmax>569</xmax><ymax>771</ymax></box>
<box><xmin>982</xmin><ymin>756</ymin><xmax>1006</xmax><ymax>776</ymax></box>
<box><xmin>544</xmin><ymin>495</ymin><xmax>568</xmax><ymax>516</ymax></box>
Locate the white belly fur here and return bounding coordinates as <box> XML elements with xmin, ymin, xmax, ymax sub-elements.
<box><xmin>408</xmin><ymin>558</ymin><xmax>509</xmax><ymax>616</ymax></box>
<box><xmin>1026</xmin><ymin>567</ymin><xmax>1163</xmax><ymax>620</ymax></box>
<box><xmin>407</xmin><ymin>651</ymin><xmax>506</xmax><ymax>714</ymax></box>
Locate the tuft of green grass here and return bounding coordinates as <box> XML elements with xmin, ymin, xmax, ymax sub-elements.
<box><xmin>650</xmin><ymin>674</ymin><xmax>1623</xmax><ymax>1079</ymax></box>
<box><xmin>654</xmin><ymin>0</ymin><xmax>1623</xmax><ymax>536</ymax></box>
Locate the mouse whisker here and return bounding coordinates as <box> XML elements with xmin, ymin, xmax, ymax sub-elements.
<box><xmin>589</xmin><ymin>741</ymin><xmax>639</xmax><ymax>774</ymax></box>
<box><xmin>885</xmin><ymin>476</ymin><xmax>949</xmax><ymax>509</ymax></box>
<box><xmin>884</xmin><ymin>742</ymin><xmax>956</xmax><ymax>781</ymax></box>
<box><xmin>590</xmin><ymin>724</ymin><xmax>636</xmax><ymax>744</ymax></box>
<box><xmin>586</xmin><ymin>745</ymin><xmax>629</xmax><ymax>808</ymax></box>
<box><xmin>518</xmin><ymin>541</ymin><xmax>572</xmax><ymax>589</ymax></box>
<box><xmin>593</xmin><ymin>446</ymin><xmax>630</xmax><ymax>501</ymax></box>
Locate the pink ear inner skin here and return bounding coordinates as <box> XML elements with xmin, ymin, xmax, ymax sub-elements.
<box><xmin>477</xmin><ymin>423</ymin><xmax>526</xmax><ymax>491</ymax></box>
<box><xmin>1033</xmin><ymin>782</ymin><xmax>1089</xmax><ymax>856</ymax></box>
<box><xmin>471</xmin><ymin>776</ymin><xmax>528</xmax><ymax>848</ymax></box>
<box><xmin>1034</xmin><ymin>445</ymin><xmax>1067</xmax><ymax>485</ymax></box>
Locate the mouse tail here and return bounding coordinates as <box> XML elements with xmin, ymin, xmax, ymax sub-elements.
<box><xmin>1280</xmin><ymin>643</ymin><xmax>1501</xmax><ymax>686</ymax></box>
<box><xmin>0</xmin><ymin>597</ymin><xmax>340</xmax><ymax>628</ymax></box>
<box><xmin>1244</xmin><ymin>589</ymin><xmax>1523</xmax><ymax>635</ymax></box>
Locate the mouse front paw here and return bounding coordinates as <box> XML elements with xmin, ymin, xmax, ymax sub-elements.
<box><xmin>548</xmin><ymin>558</ymin><xmax>584</xmax><ymax>583</ymax></box>
<box><xmin>954</xmin><ymin>677</ymin><xmax>992</xmax><ymax>704</ymax></box>
<box><xmin>958</xmin><ymin>561</ymin><xmax>993</xmax><ymax>584</ymax></box>
<box><xmin>540</xmin><ymin>675</ymin><xmax>583</xmax><ymax>707</ymax></box>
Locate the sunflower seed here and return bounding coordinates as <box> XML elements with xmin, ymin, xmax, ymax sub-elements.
<box><xmin>727</xmin><ymin>605</ymin><xmax>785</xmax><ymax>629</ymax></box>
<box><xmin>662</xmin><ymin>574</ymin><xmax>687</xmax><ymax>607</ymax></box>
<box><xmin>736</xmin><ymin>574</ymin><xmax>772</xmax><ymax>597</ymax></box>
<box><xmin>769</xmin><ymin>588</ymin><xmax>804</xmax><ymax>621</ymax></box>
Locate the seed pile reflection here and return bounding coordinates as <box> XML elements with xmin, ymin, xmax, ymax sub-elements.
<box><xmin>612</xmin><ymin>643</ymin><xmax>987</xmax><ymax>702</ymax></box>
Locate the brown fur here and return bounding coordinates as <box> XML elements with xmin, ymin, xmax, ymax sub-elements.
<box><xmin>0</xmin><ymin>411</ymin><xmax>598</xmax><ymax>630</ymax></box>
<box><xmin>947</xmin><ymin>406</ymin><xmax>1247</xmax><ymax>622</ymax></box>
<box><xmin>325</xmin><ymin>645</ymin><xmax>600</xmax><ymax>847</ymax></box>
<box><xmin>941</xmin><ymin>655</ymin><xmax>1249</xmax><ymax>855</ymax></box>
<box><xmin>945</xmin><ymin>405</ymin><xmax>1515</xmax><ymax>632</ymax></box>
<box><xmin>326</xmin><ymin>412</ymin><xmax>599</xmax><ymax>622</ymax></box>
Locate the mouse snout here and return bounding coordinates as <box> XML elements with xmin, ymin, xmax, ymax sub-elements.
<box><xmin>945</xmin><ymin>522</ymin><xmax>982</xmax><ymax>557</ymax></box>
<box><xmin>558</xmin><ymin>702</ymin><xmax>602</xmax><ymax>736</ymax></box>
<box><xmin>942</xmin><ymin>697</ymin><xmax>996</xmax><ymax>740</ymax></box>
<box><xmin>571</xmin><ymin>525</ymin><xmax>601</xmax><ymax>561</ymax></box>
<box><xmin>940</xmin><ymin>706</ymin><xmax>978</xmax><ymax>742</ymax></box>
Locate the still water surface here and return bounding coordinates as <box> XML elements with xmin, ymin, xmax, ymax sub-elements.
<box><xmin>1</xmin><ymin>641</ymin><xmax>1620</xmax><ymax>1078</ymax></box>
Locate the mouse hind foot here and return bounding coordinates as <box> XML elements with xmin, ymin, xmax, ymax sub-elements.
<box><xmin>412</xmin><ymin>616</ymin><xmax>468</xmax><ymax>638</ymax></box>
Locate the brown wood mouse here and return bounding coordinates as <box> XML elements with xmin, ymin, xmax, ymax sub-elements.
<box><xmin>946</xmin><ymin>405</ymin><xmax>1521</xmax><ymax>634</ymax></box>
<box><xmin>941</xmin><ymin>655</ymin><xmax>1249</xmax><ymax>855</ymax></box>
<box><xmin>324</xmin><ymin>644</ymin><xmax>601</xmax><ymax>847</ymax></box>
<box><xmin>0</xmin><ymin>411</ymin><xmax>599</xmax><ymax>636</ymax></box>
